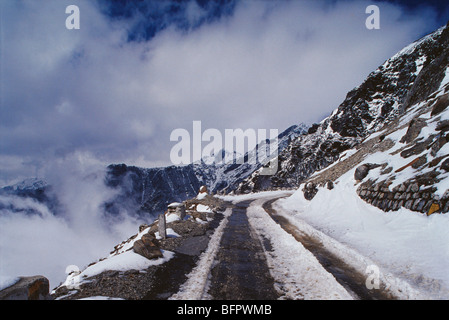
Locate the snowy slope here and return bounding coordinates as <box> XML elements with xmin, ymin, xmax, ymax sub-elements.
<box><xmin>276</xmin><ymin>170</ymin><xmax>449</xmax><ymax>299</ymax></box>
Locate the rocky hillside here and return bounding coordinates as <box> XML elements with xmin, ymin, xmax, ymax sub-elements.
<box><xmin>236</xmin><ymin>21</ymin><xmax>449</xmax><ymax>203</ymax></box>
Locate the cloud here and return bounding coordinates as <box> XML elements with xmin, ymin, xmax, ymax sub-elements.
<box><xmin>0</xmin><ymin>151</ymin><xmax>145</xmax><ymax>287</ymax></box>
<box><xmin>0</xmin><ymin>0</ymin><xmax>444</xmax><ymax>182</ymax></box>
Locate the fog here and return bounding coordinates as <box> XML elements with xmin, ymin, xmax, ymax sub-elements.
<box><xmin>0</xmin><ymin>154</ymin><xmax>146</xmax><ymax>288</ymax></box>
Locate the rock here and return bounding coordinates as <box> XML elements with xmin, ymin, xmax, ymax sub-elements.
<box><xmin>354</xmin><ymin>163</ymin><xmax>381</xmax><ymax>181</ymax></box>
<box><xmin>0</xmin><ymin>276</ymin><xmax>51</xmax><ymax>300</ymax></box>
<box><xmin>430</xmin><ymin>134</ymin><xmax>448</xmax><ymax>157</ymax></box>
<box><xmin>307</xmin><ymin>123</ymin><xmax>320</xmax><ymax>134</ymax></box>
<box><xmin>441</xmin><ymin>158</ymin><xmax>449</xmax><ymax>171</ymax></box>
<box><xmin>199</xmin><ymin>185</ymin><xmax>208</xmax><ymax>194</ymax></box>
<box><xmin>431</xmin><ymin>93</ymin><xmax>449</xmax><ymax>116</ymax></box>
<box><xmin>436</xmin><ymin>120</ymin><xmax>449</xmax><ymax>132</ymax></box>
<box><xmin>133</xmin><ymin>239</ymin><xmax>163</xmax><ymax>260</ymax></box>
<box><xmin>303</xmin><ymin>182</ymin><xmax>318</xmax><ymax>201</ymax></box>
<box><xmin>141</xmin><ymin>233</ymin><xmax>156</xmax><ymax>246</ymax></box>
<box><xmin>400</xmin><ymin>118</ymin><xmax>427</xmax><ymax>144</ymax></box>
<box><xmin>400</xmin><ymin>137</ymin><xmax>434</xmax><ymax>158</ymax></box>
<box><xmin>427</xmin><ymin>203</ymin><xmax>440</xmax><ymax>216</ymax></box>
<box><xmin>139</xmin><ymin>224</ymin><xmax>150</xmax><ymax>232</ymax></box>
<box><xmin>411</xmin><ymin>155</ymin><xmax>427</xmax><ymax>169</ymax></box>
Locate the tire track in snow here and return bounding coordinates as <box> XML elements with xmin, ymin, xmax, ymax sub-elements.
<box><xmin>262</xmin><ymin>198</ymin><xmax>390</xmax><ymax>300</ymax></box>
<box><xmin>246</xmin><ymin>197</ymin><xmax>353</xmax><ymax>300</ymax></box>
<box><xmin>206</xmin><ymin>200</ymin><xmax>279</xmax><ymax>300</ymax></box>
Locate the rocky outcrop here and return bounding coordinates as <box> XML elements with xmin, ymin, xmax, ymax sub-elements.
<box><xmin>0</xmin><ymin>276</ymin><xmax>51</xmax><ymax>300</ymax></box>
<box><xmin>354</xmin><ymin>163</ymin><xmax>382</xmax><ymax>182</ymax></box>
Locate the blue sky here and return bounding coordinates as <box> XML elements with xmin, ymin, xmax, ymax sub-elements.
<box><xmin>1</xmin><ymin>0</ymin><xmax>448</xmax><ymax>184</ymax></box>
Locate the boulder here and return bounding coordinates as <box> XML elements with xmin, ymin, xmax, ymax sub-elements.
<box><xmin>431</xmin><ymin>93</ymin><xmax>449</xmax><ymax>116</ymax></box>
<box><xmin>354</xmin><ymin>163</ymin><xmax>381</xmax><ymax>181</ymax></box>
<box><xmin>0</xmin><ymin>276</ymin><xmax>51</xmax><ymax>300</ymax></box>
<box><xmin>303</xmin><ymin>182</ymin><xmax>318</xmax><ymax>201</ymax></box>
<box><xmin>400</xmin><ymin>118</ymin><xmax>427</xmax><ymax>144</ymax></box>
<box><xmin>441</xmin><ymin>158</ymin><xmax>449</xmax><ymax>171</ymax></box>
<box><xmin>133</xmin><ymin>239</ymin><xmax>163</xmax><ymax>260</ymax></box>
<box><xmin>139</xmin><ymin>224</ymin><xmax>150</xmax><ymax>233</ymax></box>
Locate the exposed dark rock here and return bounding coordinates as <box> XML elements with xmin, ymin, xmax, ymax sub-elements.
<box><xmin>0</xmin><ymin>276</ymin><xmax>51</xmax><ymax>300</ymax></box>
<box><xmin>441</xmin><ymin>158</ymin><xmax>449</xmax><ymax>171</ymax></box>
<box><xmin>431</xmin><ymin>93</ymin><xmax>449</xmax><ymax>116</ymax></box>
<box><xmin>400</xmin><ymin>118</ymin><xmax>427</xmax><ymax>144</ymax></box>
<box><xmin>436</xmin><ymin>119</ymin><xmax>449</xmax><ymax>132</ymax></box>
<box><xmin>133</xmin><ymin>239</ymin><xmax>163</xmax><ymax>260</ymax></box>
<box><xmin>303</xmin><ymin>182</ymin><xmax>318</xmax><ymax>201</ymax></box>
<box><xmin>400</xmin><ymin>136</ymin><xmax>434</xmax><ymax>158</ymax></box>
<box><xmin>354</xmin><ymin>163</ymin><xmax>381</xmax><ymax>181</ymax></box>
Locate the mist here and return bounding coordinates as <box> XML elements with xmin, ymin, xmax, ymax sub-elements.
<box><xmin>0</xmin><ymin>153</ymin><xmax>147</xmax><ymax>288</ymax></box>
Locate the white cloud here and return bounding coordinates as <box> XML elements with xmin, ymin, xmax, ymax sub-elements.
<box><xmin>0</xmin><ymin>0</ymin><xmax>441</xmax><ymax>177</ymax></box>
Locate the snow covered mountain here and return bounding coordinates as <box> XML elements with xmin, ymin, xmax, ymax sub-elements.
<box><xmin>0</xmin><ymin>178</ymin><xmax>60</xmax><ymax>216</ymax></box>
<box><xmin>104</xmin><ymin>123</ymin><xmax>307</xmax><ymax>218</ymax></box>
<box><xmin>237</xmin><ymin>21</ymin><xmax>449</xmax><ymax>208</ymax></box>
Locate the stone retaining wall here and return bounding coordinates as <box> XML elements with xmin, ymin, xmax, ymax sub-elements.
<box><xmin>356</xmin><ymin>179</ymin><xmax>448</xmax><ymax>215</ymax></box>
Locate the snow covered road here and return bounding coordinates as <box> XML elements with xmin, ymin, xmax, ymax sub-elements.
<box><xmin>172</xmin><ymin>190</ymin><xmax>448</xmax><ymax>300</ymax></box>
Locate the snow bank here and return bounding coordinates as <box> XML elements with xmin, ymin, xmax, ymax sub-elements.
<box><xmin>278</xmin><ymin>169</ymin><xmax>449</xmax><ymax>299</ymax></box>
<box><xmin>62</xmin><ymin>250</ymin><xmax>174</xmax><ymax>290</ymax></box>
<box><xmin>60</xmin><ymin>225</ymin><xmax>175</xmax><ymax>290</ymax></box>
<box><xmin>218</xmin><ymin>190</ymin><xmax>294</xmax><ymax>203</ymax></box>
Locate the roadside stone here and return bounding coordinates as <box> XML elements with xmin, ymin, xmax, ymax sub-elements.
<box><xmin>139</xmin><ymin>224</ymin><xmax>150</xmax><ymax>232</ymax></box>
<box><xmin>303</xmin><ymin>182</ymin><xmax>318</xmax><ymax>201</ymax></box>
<box><xmin>133</xmin><ymin>239</ymin><xmax>163</xmax><ymax>260</ymax></box>
<box><xmin>410</xmin><ymin>183</ymin><xmax>419</xmax><ymax>193</ymax></box>
<box><xmin>354</xmin><ymin>163</ymin><xmax>381</xmax><ymax>181</ymax></box>
<box><xmin>0</xmin><ymin>276</ymin><xmax>51</xmax><ymax>300</ymax></box>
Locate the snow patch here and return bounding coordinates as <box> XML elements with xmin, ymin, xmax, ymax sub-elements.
<box><xmin>62</xmin><ymin>250</ymin><xmax>174</xmax><ymax>290</ymax></box>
